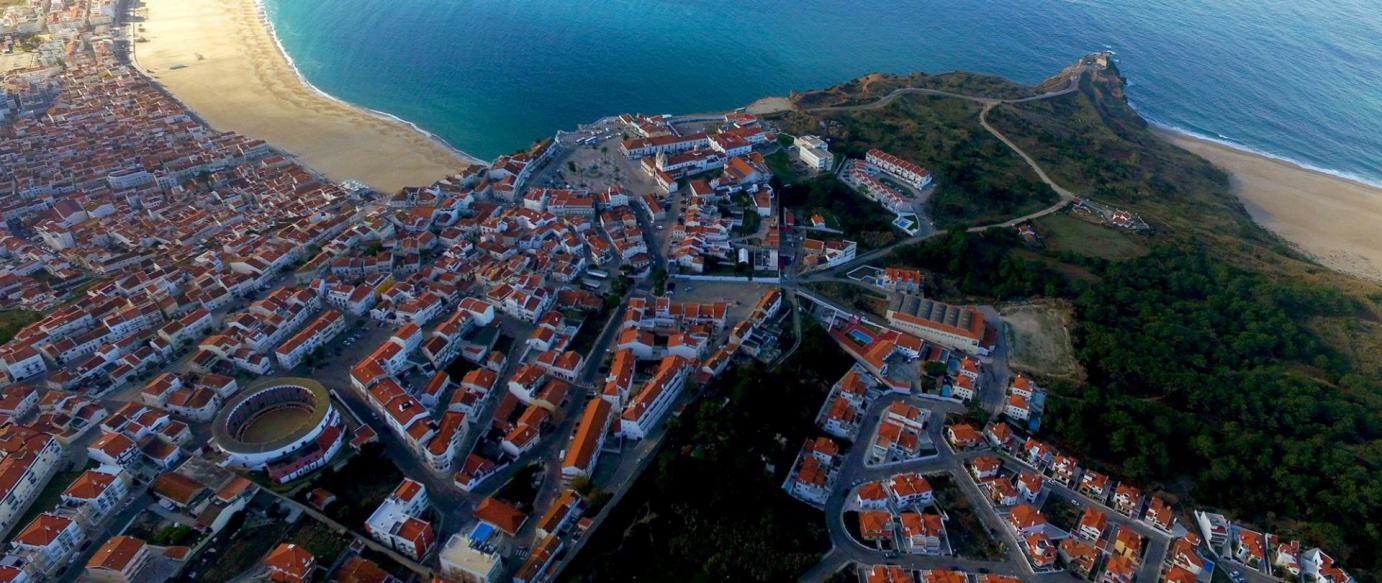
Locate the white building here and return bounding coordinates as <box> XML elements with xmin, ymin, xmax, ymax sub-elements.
<box><xmin>10</xmin><ymin>513</ymin><xmax>84</xmax><ymax>575</ymax></box>
<box><xmin>273</xmin><ymin>309</ymin><xmax>345</xmax><ymax>369</ymax></box>
<box><xmin>0</xmin><ymin>428</ymin><xmax>62</xmax><ymax>540</ymax></box>
<box><xmin>617</xmin><ymin>357</ymin><xmax>690</xmax><ymax>440</ymax></box>
<box><xmin>866</xmin><ymin>149</ymin><xmax>933</xmax><ymax>189</ymax></box>
<box><xmin>561</xmin><ymin>398</ymin><xmax>613</xmax><ymax>481</ymax></box>
<box><xmin>365</xmin><ymin>479</ymin><xmax>435</xmax><ymax>561</ymax></box>
<box><xmin>59</xmin><ymin>466</ymin><xmax>131</xmax><ymax>520</ymax></box>
<box><xmin>794</xmin><ymin>135</ymin><xmax>835</xmax><ymax>171</ymax></box>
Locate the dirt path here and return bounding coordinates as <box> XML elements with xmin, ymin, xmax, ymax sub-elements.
<box><xmin>803</xmin><ymin>69</ymin><xmax>1083</xmax><ymax>114</ymax></box>
<box><xmin>796</xmin><ymin>75</ymin><xmax>1085</xmax><ymax>280</ymax></box>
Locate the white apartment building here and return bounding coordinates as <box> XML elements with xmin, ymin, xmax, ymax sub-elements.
<box><xmin>795</xmin><ymin>135</ymin><xmax>835</xmax><ymax>170</ymax></box>
<box><xmin>618</xmin><ymin>357</ymin><xmax>690</xmax><ymax>440</ymax></box>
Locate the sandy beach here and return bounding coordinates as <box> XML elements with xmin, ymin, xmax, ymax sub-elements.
<box><xmin>132</xmin><ymin>0</ymin><xmax>480</xmax><ymax>192</ymax></box>
<box><xmin>1161</xmin><ymin>130</ymin><xmax>1382</xmax><ymax>282</ymax></box>
<box><xmin>128</xmin><ymin>0</ymin><xmax>1382</xmax><ymax>282</ymax></box>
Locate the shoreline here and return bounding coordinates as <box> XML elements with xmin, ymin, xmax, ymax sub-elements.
<box><xmin>247</xmin><ymin>0</ymin><xmax>486</xmax><ymax>168</ymax></box>
<box><xmin>1155</xmin><ymin>127</ymin><xmax>1382</xmax><ymax>282</ymax></box>
<box><xmin>746</xmin><ymin>88</ymin><xmax>1382</xmax><ymax>281</ymax></box>
<box><xmin>136</xmin><ymin>0</ymin><xmax>1382</xmax><ymax>281</ymax></box>
<box><xmin>1146</xmin><ymin>120</ymin><xmax>1382</xmax><ymax>191</ymax></box>
<box><xmin>132</xmin><ymin>0</ymin><xmax>482</xmax><ymax>192</ymax></box>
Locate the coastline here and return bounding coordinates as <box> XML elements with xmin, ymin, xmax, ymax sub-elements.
<box><xmin>1156</xmin><ymin>127</ymin><xmax>1382</xmax><ymax>282</ymax></box>
<box><xmin>132</xmin><ymin>0</ymin><xmax>483</xmax><ymax>192</ymax></box>
<box><xmin>132</xmin><ymin>0</ymin><xmax>1382</xmax><ymax>282</ymax></box>
<box><xmin>748</xmin><ymin>87</ymin><xmax>1382</xmax><ymax>281</ymax></box>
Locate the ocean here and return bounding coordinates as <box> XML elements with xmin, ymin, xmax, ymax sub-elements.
<box><xmin>262</xmin><ymin>0</ymin><xmax>1382</xmax><ymax>185</ymax></box>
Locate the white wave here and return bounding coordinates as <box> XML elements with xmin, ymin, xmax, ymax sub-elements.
<box><xmin>1144</xmin><ymin>117</ymin><xmax>1382</xmax><ymax>189</ymax></box>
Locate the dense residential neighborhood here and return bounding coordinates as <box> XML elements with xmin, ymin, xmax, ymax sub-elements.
<box><xmin>0</xmin><ymin>3</ymin><xmax>1367</xmax><ymax>583</ymax></box>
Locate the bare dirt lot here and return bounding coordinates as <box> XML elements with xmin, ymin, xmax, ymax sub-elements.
<box><xmin>238</xmin><ymin>406</ymin><xmax>313</xmax><ymax>443</ymax></box>
<box><xmin>1000</xmin><ymin>300</ymin><xmax>1082</xmax><ymax>382</ymax></box>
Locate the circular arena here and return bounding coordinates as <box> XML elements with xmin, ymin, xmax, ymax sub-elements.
<box><xmin>212</xmin><ymin>377</ymin><xmax>339</xmax><ymax>470</ymax></box>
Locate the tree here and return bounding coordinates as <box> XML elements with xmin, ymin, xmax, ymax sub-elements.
<box><xmin>570</xmin><ymin>476</ymin><xmax>594</xmax><ymax>496</ymax></box>
<box><xmin>1043</xmin><ymin>244</ymin><xmax>1381</xmax><ymax>571</ymax></box>
<box><xmin>923</xmin><ymin>361</ymin><xmax>947</xmax><ymax>377</ymax></box>
<box><xmin>651</xmin><ymin>268</ymin><xmax>668</xmax><ymax>296</ymax></box>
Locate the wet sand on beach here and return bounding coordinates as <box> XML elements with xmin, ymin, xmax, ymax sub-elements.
<box><xmin>135</xmin><ymin>0</ymin><xmax>481</xmax><ymax>192</ymax></box>
<box><xmin>1162</xmin><ymin>130</ymin><xmax>1382</xmax><ymax>282</ymax></box>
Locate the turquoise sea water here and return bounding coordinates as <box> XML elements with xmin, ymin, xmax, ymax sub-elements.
<box><xmin>263</xmin><ymin>0</ymin><xmax>1382</xmax><ymax>185</ymax></box>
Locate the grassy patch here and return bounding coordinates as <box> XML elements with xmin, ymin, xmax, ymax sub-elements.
<box><xmin>801</xmin><ymin>208</ymin><xmax>841</xmax><ymax>231</ymax></box>
<box><xmin>564</xmin><ymin>322</ymin><xmax>850</xmax><ymax>582</ymax></box>
<box><xmin>888</xmin><ymin>229</ymin><xmax>1075</xmax><ymax>302</ymax></box>
<box><xmin>779</xmin><ymin>174</ymin><xmax>901</xmax><ymax>250</ymax></box>
<box><xmin>777</xmin><ymin>94</ymin><xmax>1058</xmax><ymax>228</ymax></box>
<box><xmin>789</xmin><ymin>70</ymin><xmax>1039</xmax><ymax>109</ymax></box>
<box><xmin>1</xmin><ymin>467</ymin><xmax>85</xmax><ymax>545</ymax></box>
<box><xmin>0</xmin><ymin>309</ymin><xmax>42</xmax><ymax>345</ymax></box>
<box><xmin>285</xmin><ymin>519</ymin><xmax>354</xmax><ymax>565</ymax></box>
<box><xmin>494</xmin><ymin>462</ymin><xmax>544</xmax><ymax>513</ymax></box>
<box><xmin>1001</xmin><ymin>300</ymin><xmax>1081</xmax><ymax>382</ymax></box>
<box><xmin>563</xmin><ymin>310</ymin><xmax>607</xmax><ymax>360</ymax></box>
<box><xmin>804</xmin><ymin>281</ymin><xmax>889</xmax><ymax>319</ymax></box>
<box><xmin>737</xmin><ymin>206</ymin><xmax>762</xmax><ymax>235</ymax></box>
<box><xmin>296</xmin><ymin>444</ymin><xmax>403</xmax><ymax>529</ymax></box>
<box><xmin>1033</xmin><ymin>213</ymin><xmax>1148</xmax><ymax>261</ymax></box>
<box><xmin>1041</xmin><ymin>492</ymin><xmax>1084</xmax><ymax>533</ymax></box>
<box><xmin>765</xmin><ymin>150</ymin><xmax>803</xmax><ymax>185</ymax></box>
<box><xmin>192</xmin><ymin>513</ymin><xmax>290</xmax><ymax>583</ymax></box>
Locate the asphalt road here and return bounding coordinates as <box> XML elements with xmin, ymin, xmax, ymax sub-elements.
<box><xmin>804</xmin><ymin>394</ymin><xmax>1030</xmax><ymax>582</ymax></box>
<box><xmin>800</xmin><ymin>383</ymin><xmax>1188</xmax><ymax>582</ymax></box>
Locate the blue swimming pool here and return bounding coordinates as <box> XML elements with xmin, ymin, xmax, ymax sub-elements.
<box><xmin>849</xmin><ymin>329</ymin><xmax>873</xmax><ymax>345</ymax></box>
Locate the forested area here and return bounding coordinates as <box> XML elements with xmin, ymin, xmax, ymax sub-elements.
<box><xmin>1045</xmin><ymin>245</ymin><xmax>1380</xmax><ymax>573</ymax></box>
<box><xmin>885</xmin><ymin>226</ymin><xmax>1380</xmax><ymax>573</ymax></box>
<box><xmin>564</xmin><ymin>324</ymin><xmax>849</xmax><ymax>581</ymax></box>
<box><xmin>888</xmin><ymin>229</ymin><xmax>1073</xmax><ymax>300</ymax></box>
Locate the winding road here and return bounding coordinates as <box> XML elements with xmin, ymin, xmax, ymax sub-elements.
<box><xmin>804</xmin><ymin>72</ymin><xmax>1082</xmax><ymax>114</ymax></box>
<box><xmin>798</xmin><ymin>390</ymin><xmax>1180</xmax><ymax>583</ymax></box>
<box><xmin>783</xmin><ymin>63</ymin><xmax>1097</xmax><ymax>283</ymax></box>
<box><xmin>778</xmin><ymin>58</ymin><xmax>1191</xmax><ymax>581</ymax></box>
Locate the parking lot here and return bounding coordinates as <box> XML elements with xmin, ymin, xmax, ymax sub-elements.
<box><xmin>666</xmin><ymin>280</ymin><xmax>777</xmax><ymax>326</ymax></box>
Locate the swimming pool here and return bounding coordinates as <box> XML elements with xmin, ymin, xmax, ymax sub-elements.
<box><xmin>849</xmin><ymin>329</ymin><xmax>873</xmax><ymax>345</ymax></box>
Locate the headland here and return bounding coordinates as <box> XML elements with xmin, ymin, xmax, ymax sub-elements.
<box><xmin>136</xmin><ymin>0</ymin><xmax>1382</xmax><ymax>282</ymax></box>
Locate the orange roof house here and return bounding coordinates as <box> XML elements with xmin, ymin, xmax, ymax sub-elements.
<box><xmin>474</xmin><ymin>497</ymin><xmax>528</xmax><ymax>536</ymax></box>
<box><xmin>264</xmin><ymin>543</ymin><xmax>315</xmax><ymax>583</ymax></box>
<box><xmin>858</xmin><ymin>511</ymin><xmax>893</xmax><ymax>541</ymax></box>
